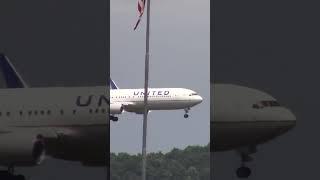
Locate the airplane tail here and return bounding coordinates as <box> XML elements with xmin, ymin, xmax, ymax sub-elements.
<box><xmin>0</xmin><ymin>54</ymin><xmax>28</xmax><ymax>88</ymax></box>
<box><xmin>110</xmin><ymin>78</ymin><xmax>119</xmax><ymax>89</ymax></box>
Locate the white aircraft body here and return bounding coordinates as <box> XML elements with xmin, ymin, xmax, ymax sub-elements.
<box><xmin>0</xmin><ymin>54</ymin><xmax>203</xmax><ymax>179</ymax></box>
<box><xmin>0</xmin><ymin>54</ymin><xmax>108</xmax><ymax>180</ymax></box>
<box><xmin>109</xmin><ymin>80</ymin><xmax>203</xmax><ymax>121</ymax></box>
<box><xmin>0</xmin><ymin>54</ymin><xmax>296</xmax><ymax>180</ymax></box>
<box><xmin>212</xmin><ymin>84</ymin><xmax>296</xmax><ymax>178</ymax></box>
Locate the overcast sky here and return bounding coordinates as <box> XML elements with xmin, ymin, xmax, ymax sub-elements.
<box><xmin>110</xmin><ymin>0</ymin><xmax>210</xmax><ymax>154</ymax></box>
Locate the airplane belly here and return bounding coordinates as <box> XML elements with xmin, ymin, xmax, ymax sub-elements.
<box><xmin>148</xmin><ymin>100</ymin><xmax>190</xmax><ymax>110</ymax></box>
<box><xmin>212</xmin><ymin>120</ymin><xmax>295</xmax><ymax>151</ymax></box>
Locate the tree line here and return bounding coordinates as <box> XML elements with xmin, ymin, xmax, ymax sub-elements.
<box><xmin>110</xmin><ymin>144</ymin><xmax>210</xmax><ymax>180</ymax></box>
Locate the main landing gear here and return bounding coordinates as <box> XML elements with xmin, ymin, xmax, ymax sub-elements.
<box><xmin>0</xmin><ymin>166</ymin><xmax>25</xmax><ymax>180</ymax></box>
<box><xmin>110</xmin><ymin>116</ymin><xmax>118</xmax><ymax>122</ymax></box>
<box><xmin>236</xmin><ymin>146</ymin><xmax>256</xmax><ymax>178</ymax></box>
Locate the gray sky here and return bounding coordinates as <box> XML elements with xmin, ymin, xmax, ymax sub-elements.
<box><xmin>110</xmin><ymin>0</ymin><xmax>210</xmax><ymax>154</ymax></box>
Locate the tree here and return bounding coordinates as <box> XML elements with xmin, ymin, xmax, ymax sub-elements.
<box><xmin>110</xmin><ymin>144</ymin><xmax>210</xmax><ymax>180</ymax></box>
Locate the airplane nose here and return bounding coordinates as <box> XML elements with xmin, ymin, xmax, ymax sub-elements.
<box><xmin>281</xmin><ymin>108</ymin><xmax>296</xmax><ymax>129</ymax></box>
<box><xmin>261</xmin><ymin>107</ymin><xmax>297</xmax><ymax>138</ymax></box>
<box><xmin>274</xmin><ymin>108</ymin><xmax>296</xmax><ymax>122</ymax></box>
<box><xmin>259</xmin><ymin>107</ymin><xmax>296</xmax><ymax>124</ymax></box>
<box><xmin>284</xmin><ymin>109</ymin><xmax>296</xmax><ymax>121</ymax></box>
<box><xmin>212</xmin><ymin>107</ymin><xmax>296</xmax><ymax>151</ymax></box>
<box><xmin>196</xmin><ymin>95</ymin><xmax>203</xmax><ymax>104</ymax></box>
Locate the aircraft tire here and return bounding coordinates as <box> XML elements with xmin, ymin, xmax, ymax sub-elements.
<box><xmin>14</xmin><ymin>175</ymin><xmax>26</xmax><ymax>180</ymax></box>
<box><xmin>236</xmin><ymin>166</ymin><xmax>251</xmax><ymax>178</ymax></box>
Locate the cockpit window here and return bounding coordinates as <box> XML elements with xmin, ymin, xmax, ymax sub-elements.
<box><xmin>252</xmin><ymin>100</ymin><xmax>280</xmax><ymax>109</ymax></box>
<box><xmin>189</xmin><ymin>93</ymin><xmax>198</xmax><ymax>96</ymax></box>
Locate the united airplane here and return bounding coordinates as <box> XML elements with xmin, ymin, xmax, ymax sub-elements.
<box><xmin>109</xmin><ymin>80</ymin><xmax>203</xmax><ymax>121</ymax></box>
<box><xmin>0</xmin><ymin>53</ymin><xmax>203</xmax><ymax>179</ymax></box>
<box><xmin>0</xmin><ymin>54</ymin><xmax>108</xmax><ymax>180</ymax></box>
<box><xmin>212</xmin><ymin>84</ymin><xmax>296</xmax><ymax>178</ymax></box>
<box><xmin>0</xmin><ymin>53</ymin><xmax>296</xmax><ymax>180</ymax></box>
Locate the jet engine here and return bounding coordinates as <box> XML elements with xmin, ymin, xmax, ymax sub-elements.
<box><xmin>110</xmin><ymin>103</ymin><xmax>124</xmax><ymax>114</ymax></box>
<box><xmin>0</xmin><ymin>131</ymin><xmax>47</xmax><ymax>166</ymax></box>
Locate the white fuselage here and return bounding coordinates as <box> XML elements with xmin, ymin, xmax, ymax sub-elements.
<box><xmin>0</xmin><ymin>86</ymin><xmax>108</xmax><ymax>166</ymax></box>
<box><xmin>0</xmin><ymin>83</ymin><xmax>296</xmax><ymax>168</ymax></box>
<box><xmin>212</xmin><ymin>84</ymin><xmax>296</xmax><ymax>151</ymax></box>
<box><xmin>110</xmin><ymin>88</ymin><xmax>203</xmax><ymax>113</ymax></box>
<box><xmin>0</xmin><ymin>86</ymin><xmax>202</xmax><ymax>166</ymax></box>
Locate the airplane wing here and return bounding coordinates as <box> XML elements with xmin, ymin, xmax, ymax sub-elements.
<box><xmin>121</xmin><ymin>102</ymin><xmax>137</xmax><ymax>112</ymax></box>
<box><xmin>118</xmin><ymin>102</ymin><xmax>143</xmax><ymax>114</ymax></box>
<box><xmin>121</xmin><ymin>102</ymin><xmax>150</xmax><ymax>114</ymax></box>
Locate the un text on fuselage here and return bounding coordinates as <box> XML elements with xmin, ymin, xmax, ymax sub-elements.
<box><xmin>76</xmin><ymin>95</ymin><xmax>109</xmax><ymax>107</ymax></box>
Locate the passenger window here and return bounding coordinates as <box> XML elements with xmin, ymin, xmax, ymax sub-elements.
<box><xmin>270</xmin><ymin>101</ymin><xmax>280</xmax><ymax>106</ymax></box>
<box><xmin>89</xmin><ymin>109</ymin><xmax>93</xmax><ymax>114</ymax></box>
<box><xmin>47</xmin><ymin>110</ymin><xmax>51</xmax><ymax>115</ymax></box>
<box><xmin>60</xmin><ymin>110</ymin><xmax>64</xmax><ymax>115</ymax></box>
<box><xmin>261</xmin><ymin>101</ymin><xmax>269</xmax><ymax>107</ymax></box>
<box><xmin>19</xmin><ymin>111</ymin><xmax>23</xmax><ymax>116</ymax></box>
<box><xmin>255</xmin><ymin>100</ymin><xmax>281</xmax><ymax>108</ymax></box>
<box><xmin>95</xmin><ymin>109</ymin><xmax>99</xmax><ymax>113</ymax></box>
<box><xmin>73</xmin><ymin>110</ymin><xmax>76</xmax><ymax>114</ymax></box>
<box><xmin>6</xmin><ymin>112</ymin><xmax>10</xmax><ymax>116</ymax></box>
<box><xmin>40</xmin><ymin>110</ymin><xmax>44</xmax><ymax>115</ymax></box>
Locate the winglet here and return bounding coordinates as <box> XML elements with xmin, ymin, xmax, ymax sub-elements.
<box><xmin>0</xmin><ymin>54</ymin><xmax>28</xmax><ymax>88</ymax></box>
<box><xmin>110</xmin><ymin>78</ymin><xmax>119</xmax><ymax>89</ymax></box>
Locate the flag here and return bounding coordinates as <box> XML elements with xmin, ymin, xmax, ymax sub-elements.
<box><xmin>134</xmin><ymin>0</ymin><xmax>146</xmax><ymax>30</ymax></box>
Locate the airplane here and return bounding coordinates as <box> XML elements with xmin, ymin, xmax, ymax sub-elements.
<box><xmin>0</xmin><ymin>54</ymin><xmax>109</xmax><ymax>180</ymax></box>
<box><xmin>0</xmin><ymin>54</ymin><xmax>296</xmax><ymax>179</ymax></box>
<box><xmin>109</xmin><ymin>79</ymin><xmax>203</xmax><ymax>121</ymax></box>
<box><xmin>211</xmin><ymin>83</ymin><xmax>296</xmax><ymax>178</ymax></box>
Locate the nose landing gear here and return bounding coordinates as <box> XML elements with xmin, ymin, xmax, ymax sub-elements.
<box><xmin>184</xmin><ymin>108</ymin><xmax>190</xmax><ymax>118</ymax></box>
<box><xmin>236</xmin><ymin>154</ymin><xmax>252</xmax><ymax>178</ymax></box>
<box><xmin>236</xmin><ymin>146</ymin><xmax>256</xmax><ymax>178</ymax></box>
<box><xmin>236</xmin><ymin>166</ymin><xmax>251</xmax><ymax>178</ymax></box>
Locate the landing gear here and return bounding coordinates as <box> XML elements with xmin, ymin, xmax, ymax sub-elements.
<box><xmin>236</xmin><ymin>166</ymin><xmax>251</xmax><ymax>178</ymax></box>
<box><xmin>110</xmin><ymin>116</ymin><xmax>118</xmax><ymax>122</ymax></box>
<box><xmin>236</xmin><ymin>146</ymin><xmax>256</xmax><ymax>178</ymax></box>
<box><xmin>0</xmin><ymin>166</ymin><xmax>25</xmax><ymax>180</ymax></box>
<box><xmin>184</xmin><ymin>108</ymin><xmax>190</xmax><ymax>118</ymax></box>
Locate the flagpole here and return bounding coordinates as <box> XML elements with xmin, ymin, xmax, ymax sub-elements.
<box><xmin>142</xmin><ymin>0</ymin><xmax>151</xmax><ymax>180</ymax></box>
